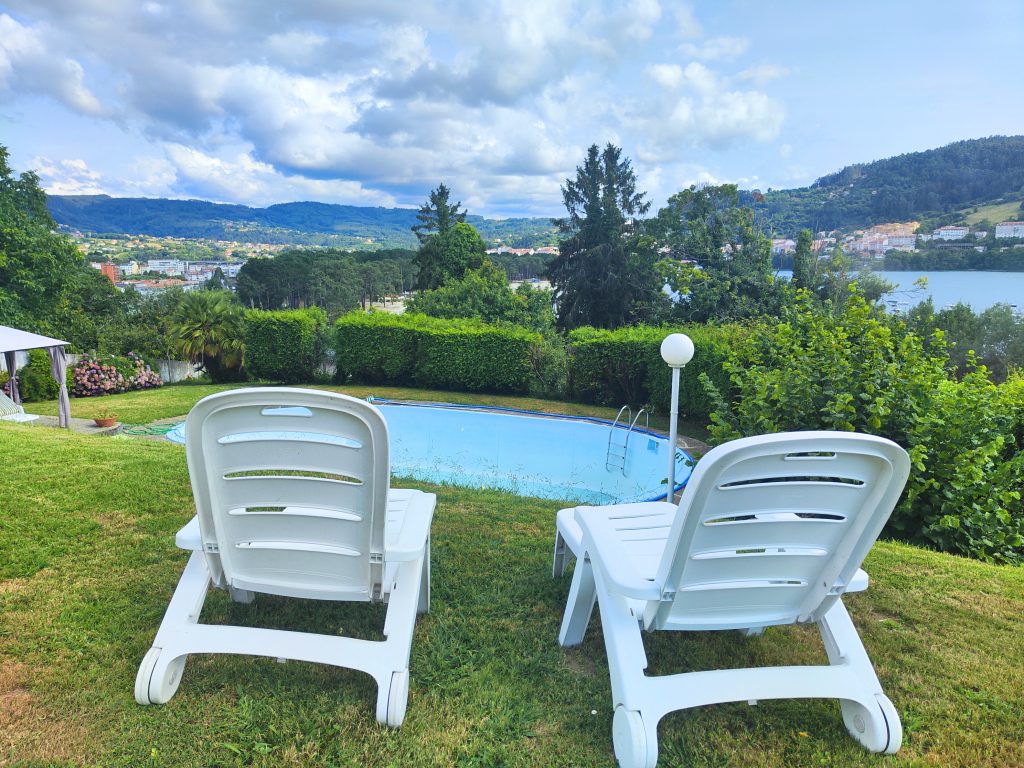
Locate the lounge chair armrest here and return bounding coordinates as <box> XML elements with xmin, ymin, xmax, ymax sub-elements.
<box><xmin>385</xmin><ymin>490</ymin><xmax>436</xmax><ymax>562</ymax></box>
<box><xmin>175</xmin><ymin>516</ymin><xmax>202</xmax><ymax>551</ymax></box>
<box><xmin>577</xmin><ymin>510</ymin><xmax>663</xmax><ymax>601</ymax></box>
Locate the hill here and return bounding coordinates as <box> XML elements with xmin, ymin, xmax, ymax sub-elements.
<box><xmin>46</xmin><ymin>195</ymin><xmax>559</xmax><ymax>249</ymax></box>
<box><xmin>747</xmin><ymin>135</ymin><xmax>1024</xmax><ymax>235</ymax></box>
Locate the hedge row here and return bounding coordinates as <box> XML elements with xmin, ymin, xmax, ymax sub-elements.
<box><xmin>335</xmin><ymin>313</ymin><xmax>540</xmax><ymax>393</ymax></box>
<box><xmin>245</xmin><ymin>308</ymin><xmax>327</xmax><ymax>384</ymax></box>
<box><xmin>568</xmin><ymin>324</ymin><xmax>744</xmax><ymax>419</ymax></box>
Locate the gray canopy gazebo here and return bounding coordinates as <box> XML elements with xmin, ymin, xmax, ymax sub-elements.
<box><xmin>0</xmin><ymin>325</ymin><xmax>72</xmax><ymax>428</ymax></box>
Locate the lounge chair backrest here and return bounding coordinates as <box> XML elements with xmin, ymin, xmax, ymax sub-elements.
<box><xmin>647</xmin><ymin>431</ymin><xmax>910</xmax><ymax>631</ymax></box>
<box><xmin>185</xmin><ymin>388</ymin><xmax>390</xmax><ymax>602</ymax></box>
<box><xmin>0</xmin><ymin>389</ymin><xmax>24</xmax><ymax>417</ymax></box>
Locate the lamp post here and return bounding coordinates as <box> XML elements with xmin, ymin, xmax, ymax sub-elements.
<box><xmin>660</xmin><ymin>333</ymin><xmax>694</xmax><ymax>502</ymax></box>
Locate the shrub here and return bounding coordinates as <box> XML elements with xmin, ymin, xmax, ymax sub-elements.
<box><xmin>702</xmin><ymin>293</ymin><xmax>1024</xmax><ymax>563</ymax></box>
<box><xmin>335</xmin><ymin>312</ymin><xmax>540</xmax><ymax>393</ymax></box>
<box><xmin>244</xmin><ymin>308</ymin><xmax>327</xmax><ymax>384</ymax></box>
<box><xmin>10</xmin><ymin>350</ymin><xmax>59</xmax><ymax>402</ymax></box>
<box><xmin>566</xmin><ymin>324</ymin><xmax>742</xmax><ymax>419</ymax></box>
<box><xmin>71</xmin><ymin>352</ymin><xmax>163</xmax><ymax>397</ymax></box>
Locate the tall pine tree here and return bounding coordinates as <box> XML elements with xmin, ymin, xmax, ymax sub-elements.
<box><xmin>547</xmin><ymin>143</ymin><xmax>664</xmax><ymax>331</ymax></box>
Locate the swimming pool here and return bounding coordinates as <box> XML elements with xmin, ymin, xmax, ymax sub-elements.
<box><xmin>166</xmin><ymin>399</ymin><xmax>693</xmax><ymax>504</ymax></box>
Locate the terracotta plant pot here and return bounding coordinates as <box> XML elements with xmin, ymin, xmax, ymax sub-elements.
<box><xmin>93</xmin><ymin>417</ymin><xmax>118</xmax><ymax>427</ymax></box>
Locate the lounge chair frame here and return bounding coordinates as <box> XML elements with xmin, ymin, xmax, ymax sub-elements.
<box><xmin>555</xmin><ymin>431</ymin><xmax>909</xmax><ymax>767</ymax></box>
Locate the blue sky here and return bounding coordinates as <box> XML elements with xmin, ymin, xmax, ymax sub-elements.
<box><xmin>1</xmin><ymin>1</ymin><xmax>1022</xmax><ymax>218</ymax></box>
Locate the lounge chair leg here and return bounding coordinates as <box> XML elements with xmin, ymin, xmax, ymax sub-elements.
<box><xmin>553</xmin><ymin>531</ymin><xmax>568</xmax><ymax>577</ymax></box>
<box><xmin>819</xmin><ymin>601</ymin><xmax>902</xmax><ymax>753</ymax></box>
<box><xmin>558</xmin><ymin>554</ymin><xmax>597</xmax><ymax>647</ymax></box>
<box><xmin>228</xmin><ymin>586</ymin><xmax>255</xmax><ymax>604</ymax></box>
<box><xmin>418</xmin><ymin>538</ymin><xmax>430</xmax><ymax>614</ymax></box>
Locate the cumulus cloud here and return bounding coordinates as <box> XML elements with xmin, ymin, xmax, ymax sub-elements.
<box><xmin>1</xmin><ymin>1</ymin><xmax>792</xmax><ymax>214</ymax></box>
<box><xmin>0</xmin><ymin>14</ymin><xmax>105</xmax><ymax>116</ymax></box>
<box><xmin>737</xmin><ymin>63</ymin><xmax>792</xmax><ymax>85</ymax></box>
<box><xmin>681</xmin><ymin>36</ymin><xmax>748</xmax><ymax>61</ymax></box>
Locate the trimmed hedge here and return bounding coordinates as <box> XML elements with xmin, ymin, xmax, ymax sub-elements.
<box><xmin>335</xmin><ymin>312</ymin><xmax>540</xmax><ymax>393</ymax></box>
<box><xmin>567</xmin><ymin>324</ymin><xmax>744</xmax><ymax>419</ymax></box>
<box><xmin>245</xmin><ymin>308</ymin><xmax>327</xmax><ymax>384</ymax></box>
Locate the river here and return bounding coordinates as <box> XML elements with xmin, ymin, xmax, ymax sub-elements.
<box><xmin>776</xmin><ymin>270</ymin><xmax>1024</xmax><ymax>312</ymax></box>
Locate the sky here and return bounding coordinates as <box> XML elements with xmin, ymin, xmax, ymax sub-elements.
<box><xmin>1</xmin><ymin>1</ymin><xmax>1022</xmax><ymax>218</ymax></box>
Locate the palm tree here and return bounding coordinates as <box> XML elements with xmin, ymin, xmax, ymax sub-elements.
<box><xmin>170</xmin><ymin>291</ymin><xmax>245</xmax><ymax>382</ymax></box>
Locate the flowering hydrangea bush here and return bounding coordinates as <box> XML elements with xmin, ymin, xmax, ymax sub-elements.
<box><xmin>70</xmin><ymin>352</ymin><xmax>163</xmax><ymax>397</ymax></box>
<box><xmin>128</xmin><ymin>351</ymin><xmax>163</xmax><ymax>390</ymax></box>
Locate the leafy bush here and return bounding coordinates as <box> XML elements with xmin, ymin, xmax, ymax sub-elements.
<box><xmin>244</xmin><ymin>308</ymin><xmax>327</xmax><ymax>384</ymax></box>
<box><xmin>12</xmin><ymin>350</ymin><xmax>59</xmax><ymax>402</ymax></box>
<box><xmin>567</xmin><ymin>324</ymin><xmax>742</xmax><ymax>419</ymax></box>
<box><xmin>702</xmin><ymin>293</ymin><xmax>1024</xmax><ymax>563</ymax></box>
<box><xmin>335</xmin><ymin>312</ymin><xmax>540</xmax><ymax>393</ymax></box>
<box><xmin>71</xmin><ymin>352</ymin><xmax>162</xmax><ymax>397</ymax></box>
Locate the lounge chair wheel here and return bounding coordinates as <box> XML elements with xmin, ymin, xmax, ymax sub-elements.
<box><xmin>840</xmin><ymin>696</ymin><xmax>893</xmax><ymax>753</ymax></box>
<box><xmin>134</xmin><ymin>648</ymin><xmax>161</xmax><ymax>705</ymax></box>
<box><xmin>377</xmin><ymin>670</ymin><xmax>409</xmax><ymax>728</ymax></box>
<box><xmin>876</xmin><ymin>693</ymin><xmax>903</xmax><ymax>754</ymax></box>
<box><xmin>612</xmin><ymin>707</ymin><xmax>656</xmax><ymax>768</ymax></box>
<box><xmin>137</xmin><ymin>648</ymin><xmax>187</xmax><ymax>705</ymax></box>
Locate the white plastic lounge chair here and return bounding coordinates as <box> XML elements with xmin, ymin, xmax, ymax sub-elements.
<box><xmin>556</xmin><ymin>431</ymin><xmax>910</xmax><ymax>767</ymax></box>
<box><xmin>0</xmin><ymin>389</ymin><xmax>39</xmax><ymax>423</ymax></box>
<box><xmin>135</xmin><ymin>388</ymin><xmax>435</xmax><ymax>727</ymax></box>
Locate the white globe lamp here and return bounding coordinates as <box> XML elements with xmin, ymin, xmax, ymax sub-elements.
<box><xmin>660</xmin><ymin>333</ymin><xmax>694</xmax><ymax>500</ymax></box>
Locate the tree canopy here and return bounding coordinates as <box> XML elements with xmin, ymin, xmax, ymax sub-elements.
<box><xmin>656</xmin><ymin>184</ymin><xmax>786</xmax><ymax>323</ymax></box>
<box><xmin>547</xmin><ymin>143</ymin><xmax>665</xmax><ymax>331</ymax></box>
<box><xmin>414</xmin><ymin>219</ymin><xmax>487</xmax><ymax>290</ymax></box>
<box><xmin>412</xmin><ymin>183</ymin><xmax>467</xmax><ymax>244</ymax></box>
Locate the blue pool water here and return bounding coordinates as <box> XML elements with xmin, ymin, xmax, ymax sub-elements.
<box><xmin>166</xmin><ymin>400</ymin><xmax>693</xmax><ymax>504</ymax></box>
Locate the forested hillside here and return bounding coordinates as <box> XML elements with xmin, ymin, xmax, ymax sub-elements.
<box><xmin>47</xmin><ymin>195</ymin><xmax>558</xmax><ymax>249</ymax></box>
<box><xmin>747</xmin><ymin>135</ymin><xmax>1024</xmax><ymax>234</ymax></box>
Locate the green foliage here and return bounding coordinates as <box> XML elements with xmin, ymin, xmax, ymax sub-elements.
<box><xmin>656</xmin><ymin>184</ymin><xmax>788</xmax><ymax>323</ymax></box>
<box><xmin>751</xmin><ymin>136</ymin><xmax>1024</xmax><ymax>234</ymax></box>
<box><xmin>0</xmin><ymin>144</ymin><xmax>128</xmax><ymax>349</ymax></box>
<box><xmin>237</xmin><ymin>248</ymin><xmax>414</xmax><ymax>315</ymax></box>
<box><xmin>412</xmin><ymin>183</ymin><xmax>467</xmax><ymax>244</ymax></box>
<box><xmin>414</xmin><ymin>221</ymin><xmax>487</xmax><ymax>290</ymax></box>
<box><xmin>548</xmin><ymin>143</ymin><xmax>667</xmax><ymax>331</ymax></box>
<box><xmin>335</xmin><ymin>312</ymin><xmax>540</xmax><ymax>393</ymax></box>
<box><xmin>406</xmin><ymin>260</ymin><xmax>554</xmax><ymax>331</ymax></box>
<box><xmin>906</xmin><ymin>299</ymin><xmax>1024</xmax><ymax>382</ymax></box>
<box><xmin>244</xmin><ymin>308</ymin><xmax>327</xmax><ymax>384</ymax></box>
<box><xmin>170</xmin><ymin>291</ymin><xmax>246</xmax><ymax>383</ymax></box>
<box><xmin>702</xmin><ymin>293</ymin><xmax>1024</xmax><ymax>563</ymax></box>
<box><xmin>15</xmin><ymin>349</ymin><xmax>60</xmax><ymax>402</ymax></box>
<box><xmin>567</xmin><ymin>324</ymin><xmax>742</xmax><ymax>419</ymax></box>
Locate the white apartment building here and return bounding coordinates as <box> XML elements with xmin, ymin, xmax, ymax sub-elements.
<box><xmin>932</xmin><ymin>226</ymin><xmax>969</xmax><ymax>241</ymax></box>
<box><xmin>995</xmin><ymin>221</ymin><xmax>1024</xmax><ymax>238</ymax></box>
<box><xmin>146</xmin><ymin>258</ymin><xmax>185</xmax><ymax>275</ymax></box>
<box><xmin>885</xmin><ymin>235</ymin><xmax>917</xmax><ymax>250</ymax></box>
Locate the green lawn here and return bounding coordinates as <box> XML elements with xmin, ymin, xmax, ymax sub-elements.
<box><xmin>1</xmin><ymin>413</ymin><xmax>1022</xmax><ymax>766</ymax></box>
<box><xmin>962</xmin><ymin>199</ymin><xmax>1022</xmax><ymax>226</ymax></box>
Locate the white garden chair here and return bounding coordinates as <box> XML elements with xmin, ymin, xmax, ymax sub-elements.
<box><xmin>135</xmin><ymin>388</ymin><xmax>435</xmax><ymax>727</ymax></box>
<box><xmin>556</xmin><ymin>431</ymin><xmax>910</xmax><ymax>767</ymax></box>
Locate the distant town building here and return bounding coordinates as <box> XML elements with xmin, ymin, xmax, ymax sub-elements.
<box><xmin>885</xmin><ymin>235</ymin><xmax>917</xmax><ymax>250</ymax></box>
<box><xmin>932</xmin><ymin>225</ymin><xmax>969</xmax><ymax>241</ymax></box>
<box><xmin>147</xmin><ymin>258</ymin><xmax>185</xmax><ymax>275</ymax></box>
<box><xmin>995</xmin><ymin>221</ymin><xmax>1024</xmax><ymax>238</ymax></box>
<box><xmin>119</xmin><ymin>262</ymin><xmax>141</xmax><ymax>277</ymax></box>
<box><xmin>771</xmin><ymin>238</ymin><xmax>796</xmax><ymax>255</ymax></box>
<box><xmin>99</xmin><ymin>263</ymin><xmax>119</xmax><ymax>283</ymax></box>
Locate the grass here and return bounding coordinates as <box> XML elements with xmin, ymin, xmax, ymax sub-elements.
<box><xmin>962</xmin><ymin>199</ymin><xmax>1023</xmax><ymax>226</ymax></box>
<box><xmin>2</xmin><ymin>408</ymin><xmax>1023</xmax><ymax>766</ymax></box>
<box><xmin>21</xmin><ymin>382</ymin><xmax>710</xmax><ymax>441</ymax></box>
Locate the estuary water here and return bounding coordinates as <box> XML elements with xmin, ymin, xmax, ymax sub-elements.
<box><xmin>777</xmin><ymin>270</ymin><xmax>1024</xmax><ymax>312</ymax></box>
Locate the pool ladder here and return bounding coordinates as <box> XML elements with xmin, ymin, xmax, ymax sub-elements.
<box><xmin>606</xmin><ymin>405</ymin><xmax>648</xmax><ymax>475</ymax></box>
